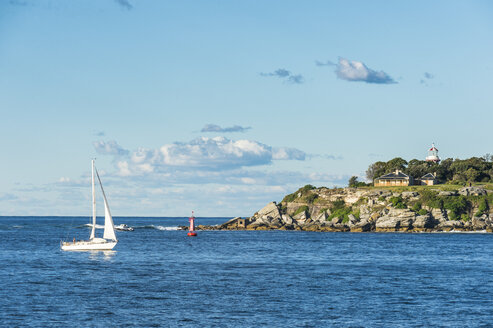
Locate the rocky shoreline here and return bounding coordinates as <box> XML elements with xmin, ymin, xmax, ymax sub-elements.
<box><xmin>187</xmin><ymin>186</ymin><xmax>493</xmax><ymax>233</ymax></box>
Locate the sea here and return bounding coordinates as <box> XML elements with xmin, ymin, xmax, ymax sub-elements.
<box><xmin>1</xmin><ymin>216</ymin><xmax>492</xmax><ymax>327</ymax></box>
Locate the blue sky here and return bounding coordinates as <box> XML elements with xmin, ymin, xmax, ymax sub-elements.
<box><xmin>1</xmin><ymin>0</ymin><xmax>492</xmax><ymax>216</ymax></box>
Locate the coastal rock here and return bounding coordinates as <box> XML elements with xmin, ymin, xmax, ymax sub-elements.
<box><xmin>314</xmin><ymin>211</ymin><xmax>328</xmax><ymax>223</ymax></box>
<box><xmin>431</xmin><ymin>208</ymin><xmax>448</xmax><ymax>221</ymax></box>
<box><xmin>330</xmin><ymin>223</ymin><xmax>350</xmax><ymax>232</ymax></box>
<box><xmin>413</xmin><ymin>215</ymin><xmax>435</xmax><ymax>231</ymax></box>
<box><xmin>402</xmin><ymin>191</ymin><xmax>419</xmax><ymax>199</ymax></box>
<box><xmin>459</xmin><ymin>187</ymin><xmax>487</xmax><ymax>196</ymax></box>
<box><xmin>376</xmin><ymin>216</ymin><xmax>413</xmax><ymax>232</ymax></box>
<box><xmin>331</xmin><ymin>217</ymin><xmax>342</xmax><ymax>224</ymax></box>
<box><xmin>309</xmin><ymin>206</ymin><xmax>327</xmax><ymax>218</ymax></box>
<box><xmin>388</xmin><ymin>208</ymin><xmax>416</xmax><ymax>220</ymax></box>
<box><xmin>438</xmin><ymin>191</ymin><xmax>458</xmax><ymax>197</ymax></box>
<box><xmin>303</xmin><ymin>224</ymin><xmax>322</xmax><ymax>232</ymax></box>
<box><xmin>377</xmin><ymin>191</ymin><xmax>392</xmax><ymax>197</ymax></box>
<box><xmin>348</xmin><ymin>214</ymin><xmax>358</xmax><ymax>225</ymax></box>
<box><xmin>359</xmin><ymin>205</ymin><xmax>371</xmax><ymax>216</ymax></box>
<box><xmin>293</xmin><ymin>210</ymin><xmax>309</xmax><ymax>223</ymax></box>
<box><xmin>375</xmin><ymin>216</ymin><xmax>401</xmax><ymax>232</ymax></box>
<box><xmin>370</xmin><ymin>212</ymin><xmax>380</xmax><ymax>221</ymax></box>
<box><xmin>471</xmin><ymin>217</ymin><xmax>487</xmax><ymax>230</ymax></box>
<box><xmin>246</xmin><ymin>221</ymin><xmax>266</xmax><ymax>230</ymax></box>
<box><xmin>350</xmin><ymin>219</ymin><xmax>373</xmax><ymax>232</ymax></box>
<box><xmin>281</xmin><ymin>214</ymin><xmax>293</xmax><ymax>225</ymax></box>
<box><xmin>219</xmin><ymin>217</ymin><xmax>246</xmax><ymax>229</ymax></box>
<box><xmin>438</xmin><ymin>220</ymin><xmax>464</xmax><ymax>231</ymax></box>
<box><xmin>256</xmin><ymin>202</ymin><xmax>282</xmax><ymax>220</ymax></box>
<box><xmin>270</xmin><ymin>217</ymin><xmax>283</xmax><ymax>228</ymax></box>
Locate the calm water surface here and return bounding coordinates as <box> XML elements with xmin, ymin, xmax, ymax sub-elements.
<box><xmin>1</xmin><ymin>216</ymin><xmax>492</xmax><ymax>327</ymax></box>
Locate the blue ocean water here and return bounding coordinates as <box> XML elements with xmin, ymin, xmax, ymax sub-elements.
<box><xmin>1</xmin><ymin>216</ymin><xmax>492</xmax><ymax>327</ymax></box>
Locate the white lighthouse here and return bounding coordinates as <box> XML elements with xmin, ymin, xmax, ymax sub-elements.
<box><xmin>425</xmin><ymin>143</ymin><xmax>440</xmax><ymax>163</ymax></box>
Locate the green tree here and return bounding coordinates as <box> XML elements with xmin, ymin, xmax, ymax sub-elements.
<box><xmin>348</xmin><ymin>176</ymin><xmax>358</xmax><ymax>188</ymax></box>
<box><xmin>465</xmin><ymin>168</ymin><xmax>480</xmax><ymax>182</ymax></box>
<box><xmin>386</xmin><ymin>157</ymin><xmax>408</xmax><ymax>171</ymax></box>
<box><xmin>366</xmin><ymin>161</ymin><xmax>386</xmax><ymax>180</ymax></box>
<box><xmin>406</xmin><ymin>159</ymin><xmax>430</xmax><ymax>179</ymax></box>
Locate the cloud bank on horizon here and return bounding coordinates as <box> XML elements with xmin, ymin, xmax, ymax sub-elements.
<box><xmin>81</xmin><ymin>137</ymin><xmax>347</xmax><ymax>207</ymax></box>
<box><xmin>260</xmin><ymin>69</ymin><xmax>304</xmax><ymax>84</ymax></box>
<box><xmin>93</xmin><ymin>137</ymin><xmax>306</xmax><ymax>175</ymax></box>
<box><xmin>201</xmin><ymin>124</ymin><xmax>251</xmax><ymax>133</ymax></box>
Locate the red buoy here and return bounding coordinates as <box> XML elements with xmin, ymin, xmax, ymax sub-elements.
<box><xmin>187</xmin><ymin>211</ymin><xmax>197</xmax><ymax>237</ymax></box>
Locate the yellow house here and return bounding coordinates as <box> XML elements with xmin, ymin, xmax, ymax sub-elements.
<box><xmin>374</xmin><ymin>169</ymin><xmax>414</xmax><ymax>187</ymax></box>
<box><xmin>420</xmin><ymin>173</ymin><xmax>437</xmax><ymax>185</ymax></box>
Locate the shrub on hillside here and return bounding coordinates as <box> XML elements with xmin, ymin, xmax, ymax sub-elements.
<box><xmin>443</xmin><ymin>196</ymin><xmax>470</xmax><ymax>220</ymax></box>
<box><xmin>304</xmin><ymin>193</ymin><xmax>318</xmax><ymax>204</ymax></box>
<box><xmin>389</xmin><ymin>196</ymin><xmax>407</xmax><ymax>209</ymax></box>
<box><xmin>475</xmin><ymin>198</ymin><xmax>489</xmax><ymax>216</ymax></box>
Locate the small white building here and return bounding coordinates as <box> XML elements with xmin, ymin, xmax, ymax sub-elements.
<box><xmin>420</xmin><ymin>173</ymin><xmax>437</xmax><ymax>185</ymax></box>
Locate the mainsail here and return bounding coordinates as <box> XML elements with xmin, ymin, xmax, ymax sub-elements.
<box><xmin>96</xmin><ymin>168</ymin><xmax>117</xmax><ymax>241</ymax></box>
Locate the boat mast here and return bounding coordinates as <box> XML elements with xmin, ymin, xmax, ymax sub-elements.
<box><xmin>89</xmin><ymin>159</ymin><xmax>96</xmax><ymax>240</ymax></box>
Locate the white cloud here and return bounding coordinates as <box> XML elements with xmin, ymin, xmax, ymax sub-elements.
<box><xmin>260</xmin><ymin>68</ymin><xmax>304</xmax><ymax>84</ymax></box>
<box><xmin>273</xmin><ymin>147</ymin><xmax>306</xmax><ymax>160</ymax></box>
<box><xmin>201</xmin><ymin>124</ymin><xmax>251</xmax><ymax>133</ymax></box>
<box><xmin>335</xmin><ymin>57</ymin><xmax>396</xmax><ymax>84</ymax></box>
<box><xmin>93</xmin><ymin>140</ymin><xmax>129</xmax><ymax>156</ymax></box>
<box><xmin>95</xmin><ymin>137</ymin><xmax>306</xmax><ymax>175</ymax></box>
<box><xmin>117</xmin><ymin>161</ymin><xmax>131</xmax><ymax>176</ymax></box>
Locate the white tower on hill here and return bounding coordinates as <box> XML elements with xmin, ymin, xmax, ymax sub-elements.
<box><xmin>425</xmin><ymin>143</ymin><xmax>440</xmax><ymax>163</ymax></box>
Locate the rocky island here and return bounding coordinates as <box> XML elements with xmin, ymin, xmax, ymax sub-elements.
<box><xmin>194</xmin><ymin>185</ymin><xmax>493</xmax><ymax>233</ymax></box>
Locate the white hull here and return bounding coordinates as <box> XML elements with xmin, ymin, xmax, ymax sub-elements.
<box><xmin>114</xmin><ymin>224</ymin><xmax>134</xmax><ymax>231</ymax></box>
<box><xmin>62</xmin><ymin>160</ymin><xmax>119</xmax><ymax>252</ymax></box>
<box><xmin>61</xmin><ymin>240</ymin><xmax>117</xmax><ymax>251</ymax></box>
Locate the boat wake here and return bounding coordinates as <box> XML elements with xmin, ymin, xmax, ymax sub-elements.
<box><xmin>80</xmin><ymin>224</ymin><xmax>180</xmax><ymax>231</ymax></box>
<box><xmin>83</xmin><ymin>223</ymin><xmax>105</xmax><ymax>229</ymax></box>
<box><xmin>133</xmin><ymin>225</ymin><xmax>180</xmax><ymax>231</ymax></box>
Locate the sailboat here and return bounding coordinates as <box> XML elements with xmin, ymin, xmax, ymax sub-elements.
<box><xmin>61</xmin><ymin>160</ymin><xmax>118</xmax><ymax>251</ymax></box>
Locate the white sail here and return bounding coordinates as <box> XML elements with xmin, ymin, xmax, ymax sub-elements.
<box><xmin>102</xmin><ymin>195</ymin><xmax>117</xmax><ymax>241</ymax></box>
<box><xmin>95</xmin><ymin>168</ymin><xmax>117</xmax><ymax>241</ymax></box>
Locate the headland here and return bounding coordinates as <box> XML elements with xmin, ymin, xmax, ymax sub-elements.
<box><xmin>194</xmin><ymin>184</ymin><xmax>493</xmax><ymax>233</ymax></box>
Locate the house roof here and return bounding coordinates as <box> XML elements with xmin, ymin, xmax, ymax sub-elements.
<box><xmin>376</xmin><ymin>171</ymin><xmax>410</xmax><ymax>180</ymax></box>
<box><xmin>421</xmin><ymin>173</ymin><xmax>436</xmax><ymax>179</ymax></box>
